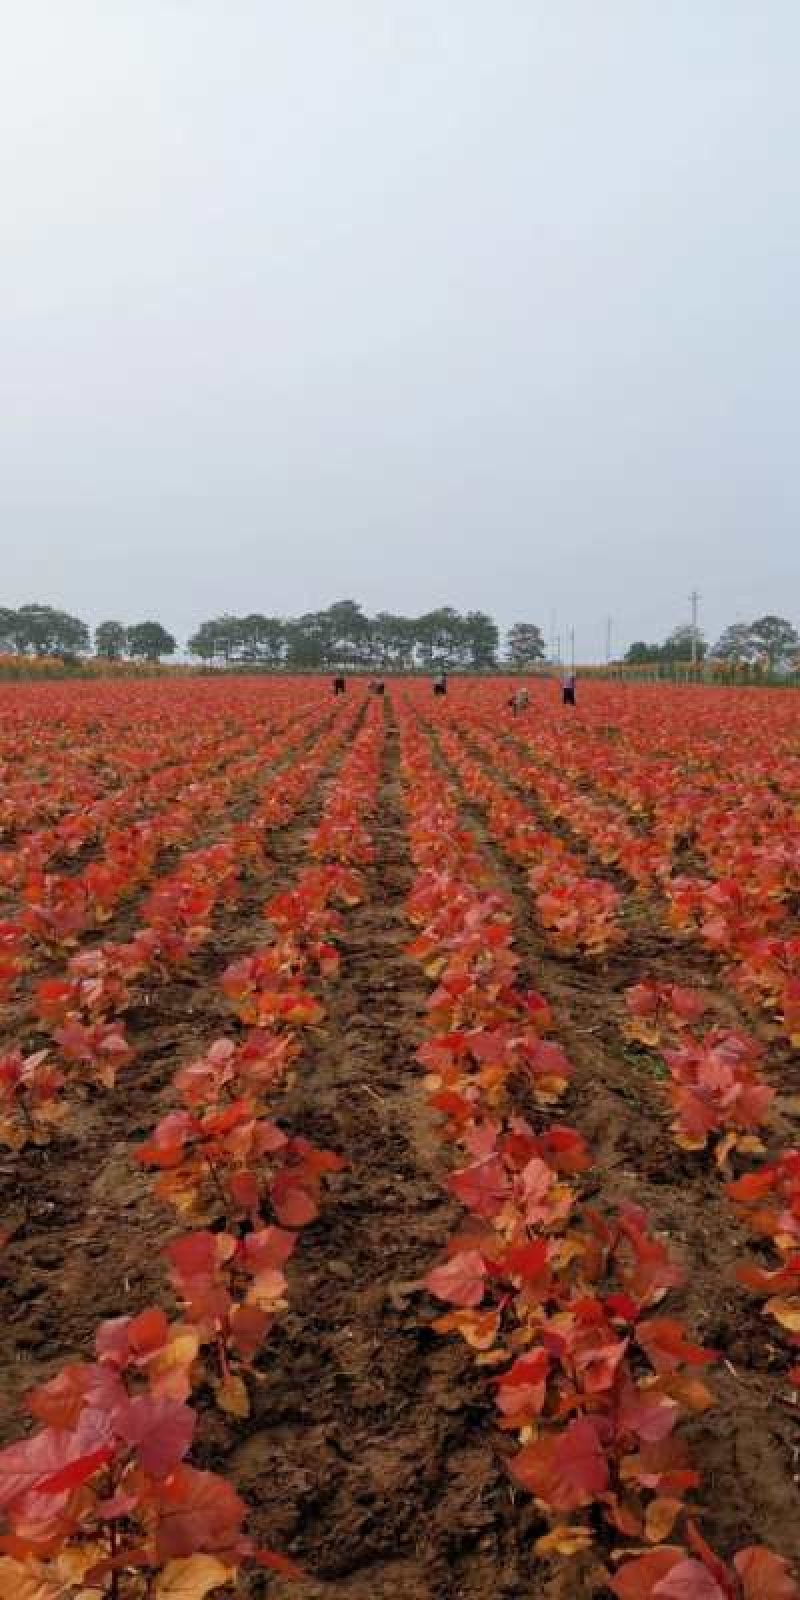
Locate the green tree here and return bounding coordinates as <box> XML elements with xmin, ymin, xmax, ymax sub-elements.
<box><xmin>94</xmin><ymin>620</ymin><xmax>128</xmax><ymax>660</ymax></box>
<box><xmin>207</xmin><ymin>615</ymin><xmax>242</xmax><ymax>664</ymax></box>
<box><xmin>236</xmin><ymin>614</ymin><xmax>287</xmax><ymax>665</ymax></box>
<box><xmin>126</xmin><ymin>621</ymin><xmax>176</xmax><ymax>662</ymax></box>
<box><xmin>506</xmin><ymin>621</ymin><xmax>546</xmax><ymax>668</ymax></box>
<box><xmin>187</xmin><ymin>616</ymin><xmax>247</xmax><ymax>664</ymax></box>
<box><xmin>369</xmin><ymin>612</ymin><xmax>412</xmax><ymax>669</ymax></box>
<box><xmin>14</xmin><ymin>604</ymin><xmax>90</xmax><ymax>657</ymax></box>
<box><xmin>463</xmin><ymin>610</ymin><xmax>499</xmax><ymax>669</ymax></box>
<box><xmin>188</xmin><ymin>614</ymin><xmax>288</xmax><ymax>666</ymax></box>
<box><xmin>662</xmin><ymin>624</ymin><xmax>706</xmax><ymax>663</ymax></box>
<box><xmin>414</xmin><ymin>607</ymin><xmax>466</xmax><ymax>669</ymax></box>
<box><xmin>711</xmin><ymin>622</ymin><xmax>756</xmax><ymax>662</ymax></box>
<box><xmin>187</xmin><ymin>620</ymin><xmax>219</xmax><ymax>663</ymax></box>
<box><xmin>0</xmin><ymin>607</ymin><xmax>18</xmax><ymax>652</ymax></box>
<box><xmin>322</xmin><ymin>599</ymin><xmax>371</xmax><ymax>669</ymax></box>
<box><xmin>624</xmin><ymin>640</ymin><xmax>662</xmax><ymax>664</ymax></box>
<box><xmin>747</xmin><ymin>614</ymin><xmax>799</xmax><ymax>669</ymax></box>
<box><xmin>285</xmin><ymin>612</ymin><xmax>329</xmax><ymax>670</ymax></box>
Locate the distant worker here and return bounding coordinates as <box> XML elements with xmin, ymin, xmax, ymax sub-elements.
<box><xmin>433</xmin><ymin>672</ymin><xmax>447</xmax><ymax>697</ymax></box>
<box><xmin>508</xmin><ymin>687</ymin><xmax>530</xmax><ymax>716</ymax></box>
<box><xmin>562</xmin><ymin>673</ymin><xmax>576</xmax><ymax>706</ymax></box>
<box><xmin>333</xmin><ymin>676</ymin><xmax>346</xmax><ymax>696</ymax></box>
<box><xmin>368</xmin><ymin>679</ymin><xmax>385</xmax><ymax>696</ymax></box>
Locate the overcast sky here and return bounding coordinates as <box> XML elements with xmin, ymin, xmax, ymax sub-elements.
<box><xmin>2</xmin><ymin>4</ymin><xmax>798</xmax><ymax>657</ymax></box>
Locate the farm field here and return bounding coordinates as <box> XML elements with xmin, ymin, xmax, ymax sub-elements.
<box><xmin>1</xmin><ymin>675</ymin><xmax>800</xmax><ymax>1600</ymax></box>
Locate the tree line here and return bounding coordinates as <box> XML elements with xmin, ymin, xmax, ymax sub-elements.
<box><xmin>0</xmin><ymin>601</ymin><xmax>548</xmax><ymax>668</ymax></box>
<box><xmin>4</xmin><ymin>599</ymin><xmax>798</xmax><ymax>673</ymax></box>
<box><xmin>624</xmin><ymin>614</ymin><xmax>800</xmax><ymax>671</ymax></box>
<box><xmin>0</xmin><ymin>606</ymin><xmax>176</xmax><ymax>663</ymax></box>
<box><xmin>187</xmin><ymin>604</ymin><xmax>548</xmax><ymax>669</ymax></box>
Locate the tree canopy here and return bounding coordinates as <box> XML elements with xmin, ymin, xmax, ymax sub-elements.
<box><xmin>94</xmin><ymin>620</ymin><xmax>128</xmax><ymax>660</ymax></box>
<box><xmin>0</xmin><ymin>604</ymin><xmax>90</xmax><ymax>658</ymax></box>
<box><xmin>507</xmin><ymin>622</ymin><xmax>546</xmax><ymax>667</ymax></box>
<box><xmin>624</xmin><ymin>622</ymin><xmax>707</xmax><ymax>666</ymax></box>
<box><xmin>2</xmin><ymin>596</ymin><xmax>798</xmax><ymax>675</ymax></box>
<box><xmin>711</xmin><ymin>614</ymin><xmax>800</xmax><ymax>668</ymax></box>
<box><xmin>188</xmin><ymin>602</ymin><xmax>507</xmax><ymax>670</ymax></box>
<box><xmin>126</xmin><ymin>622</ymin><xmax>177</xmax><ymax>662</ymax></box>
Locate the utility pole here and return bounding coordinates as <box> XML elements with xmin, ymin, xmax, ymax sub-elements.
<box><xmin>605</xmin><ymin>616</ymin><xmax>612</xmax><ymax>665</ymax></box>
<box><xmin>689</xmin><ymin>590</ymin><xmax>700</xmax><ymax>668</ymax></box>
<box><xmin>569</xmin><ymin>627</ymin><xmax>575</xmax><ymax>674</ymax></box>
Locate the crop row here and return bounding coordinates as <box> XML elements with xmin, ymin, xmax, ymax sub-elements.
<box><xmin>396</xmin><ymin>693</ymin><xmax>797</xmax><ymax>1598</ymax></box>
<box><xmin>468</xmin><ymin>701</ymin><xmax>799</xmax><ymax>1044</ymax></box>
<box><xmin>0</xmin><ymin>692</ymin><xmax>331</xmax><ymax>999</ymax></box>
<box><xmin>435</xmin><ymin>713</ymin><xmax>777</xmax><ymax>1157</ymax></box>
<box><xmin>1</xmin><ymin>700</ymin><xmax>354</xmax><ymax>1145</ymax></box>
<box><xmin>0</xmin><ymin>696</ymin><xmax>384</xmax><ymax>1596</ymax></box>
<box><xmin>430</xmin><ymin>698</ymin><xmax>800</xmax><ymax>1390</ymax></box>
<box><xmin>0</xmin><ymin>683</ymin><xmax>324</xmax><ymax>872</ymax></box>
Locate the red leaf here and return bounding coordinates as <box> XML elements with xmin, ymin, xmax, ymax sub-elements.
<box><xmin>241</xmin><ymin>1227</ymin><xmax>296</xmax><ymax>1270</ymax></box>
<box><xmin>637</xmin><ymin>1319</ymin><xmax>716</xmax><ymax>1373</ymax></box>
<box><xmin>626</xmin><ymin>982</ymin><xmax>661</xmax><ymax>1018</ymax></box>
<box><xmin>552</xmin><ymin>1417</ymin><xmax>609</xmax><ymax>1497</ymax></box>
<box><xmin>652</xmin><ymin>1561</ymin><xmax>729</xmax><ymax>1600</ymax></box>
<box><xmin>425</xmin><ymin>1250</ymin><xmax>486</xmax><ymax>1308</ymax></box>
<box><xmin>166</xmin><ymin>1232</ymin><xmax>219</xmax><ymax>1280</ymax></box>
<box><xmin>448</xmin><ymin>1156</ymin><xmax>508</xmax><ymax>1218</ymax></box>
<box><xmin>114</xmin><ymin>1395</ymin><xmax>195</xmax><ymax>1477</ymax></box>
<box><xmin>229</xmin><ymin>1304</ymin><xmax>272</xmax><ymax>1360</ymax></box>
<box><xmin>0</xmin><ymin>1409</ymin><xmax>113</xmax><ymax>1510</ymax></box>
<box><xmin>229</xmin><ymin>1171</ymin><xmax>261</xmax><ymax>1213</ymax></box>
<box><xmin>618</xmin><ymin>1382</ymin><xmax>679</xmax><ymax>1444</ymax></box>
<box><xmin>733</xmin><ymin>1547</ymin><xmax>800</xmax><ymax>1599</ymax></box>
<box><xmin>35</xmin><ymin>1445</ymin><xmax>114</xmax><ymax>1495</ymax></box>
<box><xmin>27</xmin><ymin>1363</ymin><xmax>123</xmax><ymax>1429</ymax></box>
<box><xmin>511</xmin><ymin>1417</ymin><xmax>608</xmax><ymax>1511</ymax></box>
<box><xmin>502</xmin><ymin>1239</ymin><xmax>550</xmax><ymax>1282</ymax></box>
<box><xmin>128</xmin><ymin>1307</ymin><xmax>170</xmax><ymax>1356</ymax></box>
<box><xmin>611</xmin><ymin>1550</ymin><xmax>685</xmax><ymax>1600</ymax></box>
<box><xmin>270</xmin><ymin>1176</ymin><xmax>317</xmax><ymax>1228</ymax></box>
<box><xmin>156</xmin><ymin>1466</ymin><xmax>246</xmax><ymax>1558</ymax></box>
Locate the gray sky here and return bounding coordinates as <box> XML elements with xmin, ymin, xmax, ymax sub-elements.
<box><xmin>2</xmin><ymin>4</ymin><xmax>799</xmax><ymax>657</ymax></box>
